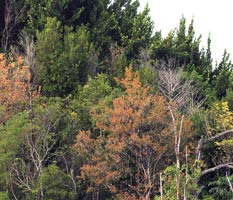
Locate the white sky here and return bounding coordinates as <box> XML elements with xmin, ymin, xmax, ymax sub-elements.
<box><xmin>139</xmin><ymin>0</ymin><xmax>233</xmax><ymax>63</ymax></box>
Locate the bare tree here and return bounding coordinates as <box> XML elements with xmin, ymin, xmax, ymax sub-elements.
<box><xmin>157</xmin><ymin>59</ymin><xmax>196</xmax><ymax>200</ymax></box>
<box><xmin>19</xmin><ymin>32</ymin><xmax>35</xmax><ymax>68</ymax></box>
<box><xmin>157</xmin><ymin>59</ymin><xmax>194</xmax><ymax>110</ymax></box>
<box><xmin>10</xmin><ymin>113</ymin><xmax>59</xmax><ymax>199</ymax></box>
<box><xmin>2</xmin><ymin>0</ymin><xmax>26</xmax><ymax>51</ymax></box>
<box><xmin>138</xmin><ymin>48</ymin><xmax>153</xmax><ymax>69</ymax></box>
<box><xmin>10</xmin><ymin>32</ymin><xmax>36</xmax><ymax>73</ymax></box>
<box><xmin>57</xmin><ymin>152</ymin><xmax>77</xmax><ymax>193</ymax></box>
<box><xmin>160</xmin><ymin>172</ymin><xmax>163</xmax><ymax>200</ymax></box>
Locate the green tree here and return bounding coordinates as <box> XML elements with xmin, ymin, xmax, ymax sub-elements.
<box><xmin>210</xmin><ymin>50</ymin><xmax>233</xmax><ymax>99</ymax></box>
<box><xmin>24</xmin><ymin>0</ymin><xmax>111</xmax><ymax>36</ymax></box>
<box><xmin>36</xmin><ymin>17</ymin><xmax>96</xmax><ymax>96</ymax></box>
<box><xmin>0</xmin><ymin>112</ymin><xmax>30</xmax><ymax>199</ymax></box>
<box><xmin>196</xmin><ymin>101</ymin><xmax>233</xmax><ymax>199</ymax></box>
<box><xmin>70</xmin><ymin>73</ymin><xmax>120</xmax><ymax>132</ymax></box>
<box><xmin>40</xmin><ymin>164</ymin><xmax>77</xmax><ymax>200</ymax></box>
<box><xmin>150</xmin><ymin>17</ymin><xmax>204</xmax><ymax>72</ymax></box>
<box><xmin>125</xmin><ymin>4</ymin><xmax>153</xmax><ymax>59</ymax></box>
<box><xmin>24</xmin><ymin>0</ymin><xmax>70</xmax><ymax>35</ymax></box>
<box><xmin>0</xmin><ymin>97</ymin><xmax>78</xmax><ymax>199</ymax></box>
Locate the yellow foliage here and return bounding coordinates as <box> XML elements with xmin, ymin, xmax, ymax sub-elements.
<box><xmin>213</xmin><ymin>101</ymin><xmax>233</xmax><ymax>131</ymax></box>
<box><xmin>210</xmin><ymin>102</ymin><xmax>233</xmax><ymax>158</ymax></box>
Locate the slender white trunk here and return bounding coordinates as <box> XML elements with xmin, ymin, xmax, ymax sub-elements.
<box><xmin>160</xmin><ymin>172</ymin><xmax>163</xmax><ymax>200</ymax></box>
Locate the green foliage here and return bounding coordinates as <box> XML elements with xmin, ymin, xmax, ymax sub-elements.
<box><xmin>199</xmin><ymin>35</ymin><xmax>213</xmax><ymax>80</ymax></box>
<box><xmin>0</xmin><ymin>112</ymin><xmax>30</xmax><ymax>188</ymax></box>
<box><xmin>190</xmin><ymin>108</ymin><xmax>207</xmax><ymax>138</ymax></box>
<box><xmin>0</xmin><ymin>192</ymin><xmax>9</xmax><ymax>200</ymax></box>
<box><xmin>70</xmin><ymin>73</ymin><xmax>120</xmax><ymax>131</ymax></box>
<box><xmin>40</xmin><ymin>164</ymin><xmax>76</xmax><ymax>200</ymax></box>
<box><xmin>24</xmin><ymin>0</ymin><xmax>71</xmax><ymax>35</ymax></box>
<box><xmin>36</xmin><ymin>17</ymin><xmax>96</xmax><ymax>96</ymax></box>
<box><xmin>2</xmin><ymin>1</ymin><xmax>233</xmax><ymax>199</ymax></box>
<box><xmin>150</xmin><ymin>16</ymin><xmax>206</xmax><ymax>76</ymax></box>
<box><xmin>207</xmin><ymin>175</ymin><xmax>233</xmax><ymax>199</ymax></box>
<box><xmin>110</xmin><ymin>0</ymin><xmax>140</xmax><ymax>43</ymax></box>
<box><xmin>125</xmin><ymin>4</ymin><xmax>153</xmax><ymax>58</ymax></box>
<box><xmin>160</xmin><ymin>165</ymin><xmax>178</xmax><ymax>200</ymax></box>
<box><xmin>138</xmin><ymin>66</ymin><xmax>158</xmax><ymax>91</ymax></box>
<box><xmin>0</xmin><ymin>97</ymin><xmax>79</xmax><ymax>199</ymax></box>
<box><xmin>211</xmin><ymin>50</ymin><xmax>233</xmax><ymax>99</ymax></box>
<box><xmin>204</xmin><ymin>101</ymin><xmax>233</xmax><ymax>136</ymax></box>
<box><xmin>155</xmin><ymin>163</ymin><xmax>200</xmax><ymax>200</ymax></box>
<box><xmin>224</xmin><ymin>89</ymin><xmax>233</xmax><ymax>110</ymax></box>
<box><xmin>91</xmin><ymin>0</ymin><xmax>150</xmax><ymax>62</ymax></box>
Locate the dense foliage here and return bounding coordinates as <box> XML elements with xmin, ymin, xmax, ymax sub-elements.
<box><xmin>1</xmin><ymin>1</ymin><xmax>233</xmax><ymax>199</ymax></box>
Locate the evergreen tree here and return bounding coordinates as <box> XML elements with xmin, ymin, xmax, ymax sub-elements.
<box><xmin>150</xmin><ymin>17</ymin><xmax>203</xmax><ymax>71</ymax></box>
<box><xmin>36</xmin><ymin>17</ymin><xmax>96</xmax><ymax>96</ymax></box>
<box><xmin>211</xmin><ymin>50</ymin><xmax>233</xmax><ymax>99</ymax></box>
<box><xmin>125</xmin><ymin>4</ymin><xmax>154</xmax><ymax>59</ymax></box>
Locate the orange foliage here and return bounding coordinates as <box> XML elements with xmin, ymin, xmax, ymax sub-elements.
<box><xmin>0</xmin><ymin>53</ymin><xmax>39</xmax><ymax>106</ymax></box>
<box><xmin>73</xmin><ymin>67</ymin><xmax>176</xmax><ymax>199</ymax></box>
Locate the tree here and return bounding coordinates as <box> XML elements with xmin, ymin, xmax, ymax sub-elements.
<box><xmin>0</xmin><ymin>111</ymin><xmax>30</xmax><ymax>199</ymax></box>
<box><xmin>210</xmin><ymin>50</ymin><xmax>233</xmax><ymax>99</ymax></box>
<box><xmin>36</xmin><ymin>17</ymin><xmax>96</xmax><ymax>96</ymax></box>
<box><xmin>0</xmin><ymin>97</ymin><xmax>78</xmax><ymax>199</ymax></box>
<box><xmin>109</xmin><ymin>0</ymin><xmax>140</xmax><ymax>45</ymax></box>
<box><xmin>0</xmin><ymin>53</ymin><xmax>38</xmax><ymax>113</ymax></box>
<box><xmin>70</xmin><ymin>73</ymin><xmax>119</xmax><ymax>132</ymax></box>
<box><xmin>91</xmin><ymin>0</ymin><xmax>153</xmax><ymax>62</ymax></box>
<box><xmin>150</xmin><ymin>17</ymin><xmax>206</xmax><ymax>75</ymax></box>
<box><xmin>23</xmin><ymin>0</ymin><xmax>70</xmax><ymax>35</ymax></box>
<box><xmin>194</xmin><ymin>101</ymin><xmax>233</xmax><ymax>198</ymax></box>
<box><xmin>124</xmin><ymin>4</ymin><xmax>153</xmax><ymax>59</ymax></box>
<box><xmin>23</xmin><ymin>0</ymin><xmax>111</xmax><ymax>36</ymax></box>
<box><xmin>39</xmin><ymin>164</ymin><xmax>76</xmax><ymax>200</ymax></box>
<box><xmin>73</xmin><ymin>67</ymin><xmax>190</xmax><ymax>199</ymax></box>
<box><xmin>157</xmin><ymin>60</ymin><xmax>195</xmax><ymax>200</ymax></box>
<box><xmin>1</xmin><ymin>0</ymin><xmax>26</xmax><ymax>51</ymax></box>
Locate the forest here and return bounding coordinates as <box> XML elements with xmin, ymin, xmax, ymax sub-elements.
<box><xmin>1</xmin><ymin>0</ymin><xmax>233</xmax><ymax>199</ymax></box>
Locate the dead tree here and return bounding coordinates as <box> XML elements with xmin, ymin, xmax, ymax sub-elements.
<box><xmin>2</xmin><ymin>0</ymin><xmax>26</xmax><ymax>51</ymax></box>
<box><xmin>157</xmin><ymin>59</ymin><xmax>196</xmax><ymax>200</ymax></box>
<box><xmin>10</xmin><ymin>115</ymin><xmax>59</xmax><ymax>199</ymax></box>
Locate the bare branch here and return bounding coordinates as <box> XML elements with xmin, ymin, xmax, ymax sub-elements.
<box><xmin>226</xmin><ymin>172</ymin><xmax>233</xmax><ymax>193</ymax></box>
<box><xmin>196</xmin><ymin>130</ymin><xmax>233</xmax><ymax>160</ymax></box>
<box><xmin>201</xmin><ymin>163</ymin><xmax>233</xmax><ymax>176</ymax></box>
<box><xmin>157</xmin><ymin>60</ymin><xmax>194</xmax><ymax>111</ymax></box>
<box><xmin>2</xmin><ymin>0</ymin><xmax>26</xmax><ymax>50</ymax></box>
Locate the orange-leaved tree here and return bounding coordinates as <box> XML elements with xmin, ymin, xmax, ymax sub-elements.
<box><xmin>0</xmin><ymin>53</ymin><xmax>39</xmax><ymax>123</ymax></box>
<box><xmin>0</xmin><ymin>53</ymin><xmax>39</xmax><ymax>107</ymax></box>
<box><xmin>73</xmin><ymin>67</ymin><xmax>175</xmax><ymax>199</ymax></box>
